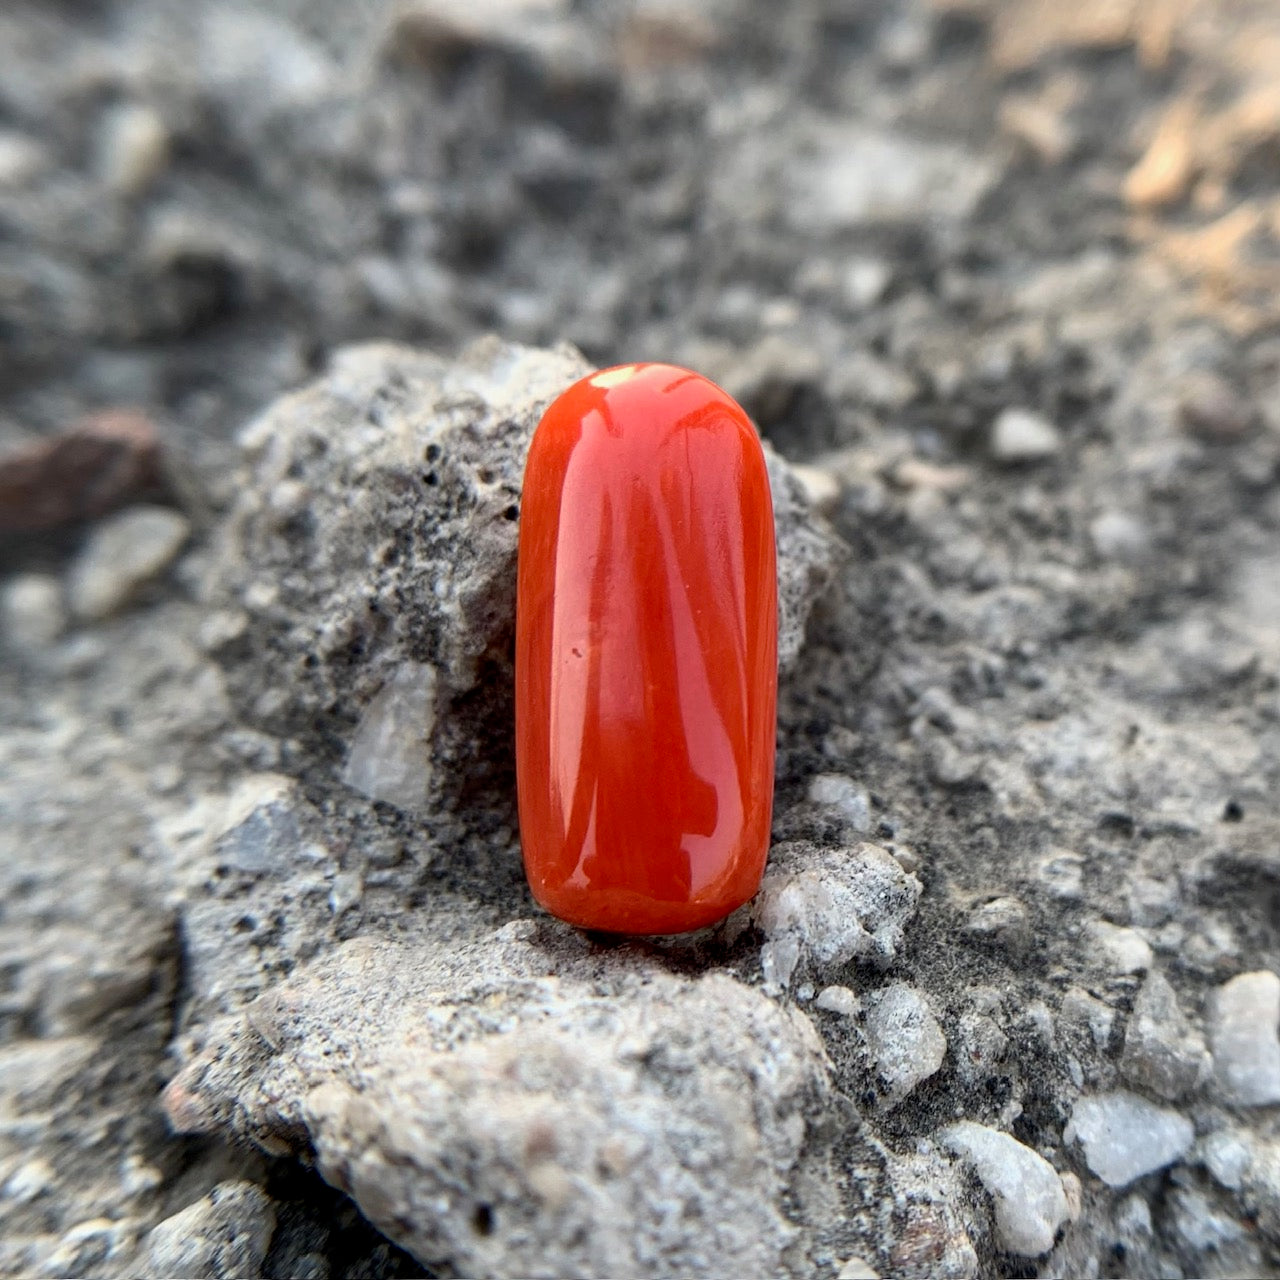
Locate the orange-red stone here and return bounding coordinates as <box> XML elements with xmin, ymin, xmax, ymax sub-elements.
<box><xmin>515</xmin><ymin>363</ymin><xmax>778</xmax><ymax>934</ymax></box>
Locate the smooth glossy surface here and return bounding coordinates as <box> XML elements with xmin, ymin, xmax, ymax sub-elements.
<box><xmin>516</xmin><ymin>363</ymin><xmax>777</xmax><ymax>934</ymax></box>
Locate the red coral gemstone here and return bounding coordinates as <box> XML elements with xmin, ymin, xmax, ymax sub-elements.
<box><xmin>515</xmin><ymin>363</ymin><xmax>778</xmax><ymax>934</ymax></box>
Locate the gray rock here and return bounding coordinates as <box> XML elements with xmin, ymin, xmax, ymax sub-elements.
<box><xmin>1168</xmin><ymin>1182</ymin><xmax>1264</xmax><ymax>1274</ymax></box>
<box><xmin>940</xmin><ymin>1122</ymin><xmax>1069</xmax><ymax>1257</ymax></box>
<box><xmin>210</xmin><ymin>339</ymin><xmax>838</xmax><ymax>817</ymax></box>
<box><xmin>7</xmin><ymin>5</ymin><xmax>1280</xmax><ymax>1274</ymax></box>
<box><xmin>1059</xmin><ymin>987</ymin><xmax>1114</xmax><ymax>1054</ymax></box>
<box><xmin>863</xmin><ymin>983</ymin><xmax>946</xmax><ymax>1107</ymax></box>
<box><xmin>1198</xmin><ymin>1128</ymin><xmax>1253</xmax><ymax>1191</ymax></box>
<box><xmin>1065</xmin><ymin>1091</ymin><xmax>1194</xmax><ymax>1188</ymax></box>
<box><xmin>753</xmin><ymin>842</ymin><xmax>922</xmax><ymax>990</ymax></box>
<box><xmin>1209</xmin><ymin>970</ymin><xmax>1280</xmax><ymax>1106</ymax></box>
<box><xmin>765</xmin><ymin>444</ymin><xmax>842</xmax><ymax>669</ymax></box>
<box><xmin>1120</xmin><ymin>971</ymin><xmax>1211</xmax><ymax>1100</ymax></box>
<box><xmin>989</xmin><ymin>409</ymin><xmax>1062</xmax><ymax>463</ymax></box>
<box><xmin>163</xmin><ymin>927</ymin><xmax>831</xmax><ymax>1279</ymax></box>
<box><xmin>143</xmin><ymin>1181</ymin><xmax>276</xmax><ymax>1280</ymax></box>
<box><xmin>1085</xmin><ymin>921</ymin><xmax>1153</xmax><ymax>976</ymax></box>
<box><xmin>67</xmin><ymin>506</ymin><xmax>191</xmax><ymax>621</ymax></box>
<box><xmin>156</xmin><ymin>774</ymin><xmax>357</xmax><ymax>1019</ymax></box>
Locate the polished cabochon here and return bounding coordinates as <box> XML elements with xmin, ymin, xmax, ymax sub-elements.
<box><xmin>515</xmin><ymin>363</ymin><xmax>778</xmax><ymax>934</ymax></box>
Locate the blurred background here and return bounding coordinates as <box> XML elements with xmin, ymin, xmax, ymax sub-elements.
<box><xmin>5</xmin><ymin>0</ymin><xmax>1280</xmax><ymax>516</ymax></box>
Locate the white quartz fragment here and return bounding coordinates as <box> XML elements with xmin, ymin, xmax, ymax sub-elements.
<box><xmin>863</xmin><ymin>982</ymin><xmax>946</xmax><ymax>1107</ymax></box>
<box><xmin>990</xmin><ymin>407</ymin><xmax>1062</xmax><ymax>462</ymax></box>
<box><xmin>1209</xmin><ymin>971</ymin><xmax>1280</xmax><ymax>1107</ymax></box>
<box><xmin>343</xmin><ymin>662</ymin><xmax>437</xmax><ymax>813</ymax></box>
<box><xmin>940</xmin><ymin>1122</ymin><xmax>1069</xmax><ymax>1257</ymax></box>
<box><xmin>1065</xmin><ymin>1090</ymin><xmax>1194</xmax><ymax>1188</ymax></box>
<box><xmin>814</xmin><ymin>985</ymin><xmax>860</xmax><ymax>1017</ymax></box>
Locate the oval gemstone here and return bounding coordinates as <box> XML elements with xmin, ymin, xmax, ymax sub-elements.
<box><xmin>515</xmin><ymin>363</ymin><xmax>778</xmax><ymax>934</ymax></box>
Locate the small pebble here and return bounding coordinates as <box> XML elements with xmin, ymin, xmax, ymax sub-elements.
<box><xmin>807</xmin><ymin>773</ymin><xmax>871</xmax><ymax>833</ymax></box>
<box><xmin>841</xmin><ymin>259</ymin><xmax>893</xmax><ymax>309</ymax></box>
<box><xmin>1178</xmin><ymin>371</ymin><xmax>1253</xmax><ymax>441</ymax></box>
<box><xmin>1209</xmin><ymin>970</ymin><xmax>1280</xmax><ymax>1106</ymax></box>
<box><xmin>941</xmin><ymin>1121</ymin><xmax>1069</xmax><ymax>1257</ymax></box>
<box><xmin>1</xmin><ymin>574</ymin><xmax>65</xmax><ymax>652</ymax></box>
<box><xmin>789</xmin><ymin>464</ymin><xmax>840</xmax><ymax>512</ymax></box>
<box><xmin>67</xmin><ymin>506</ymin><xmax>191</xmax><ymax>620</ymax></box>
<box><xmin>1065</xmin><ymin>1090</ymin><xmax>1194</xmax><ymax>1188</ymax></box>
<box><xmin>1060</xmin><ymin>987</ymin><xmax>1114</xmax><ymax>1053</ymax></box>
<box><xmin>963</xmin><ymin>896</ymin><xmax>1031</xmax><ymax>952</ymax></box>
<box><xmin>97</xmin><ymin>102</ymin><xmax>169</xmax><ymax>194</ymax></box>
<box><xmin>1085</xmin><ymin>920</ymin><xmax>1153</xmax><ymax>975</ymax></box>
<box><xmin>862</xmin><ymin>982</ymin><xmax>946</xmax><ymax>1107</ymax></box>
<box><xmin>814</xmin><ymin>985</ymin><xmax>860</xmax><ymax>1017</ymax></box>
<box><xmin>1089</xmin><ymin>511</ymin><xmax>1149</xmax><ymax>562</ymax></box>
<box><xmin>342</xmin><ymin>662</ymin><xmax>438</xmax><ymax>813</ymax></box>
<box><xmin>1198</xmin><ymin>1128</ymin><xmax>1252</xmax><ymax>1191</ymax></box>
<box><xmin>1120</xmin><ymin>970</ymin><xmax>1211</xmax><ymax>1101</ymax></box>
<box><xmin>837</xmin><ymin>1258</ymin><xmax>881</xmax><ymax>1280</ymax></box>
<box><xmin>2</xmin><ymin>1158</ymin><xmax>53</xmax><ymax>1204</ymax></box>
<box><xmin>0</xmin><ymin>130</ymin><xmax>48</xmax><ymax>186</ymax></box>
<box><xmin>990</xmin><ymin>408</ymin><xmax>1062</xmax><ymax>463</ymax></box>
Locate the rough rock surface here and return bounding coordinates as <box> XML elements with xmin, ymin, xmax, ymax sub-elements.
<box><xmin>165</xmin><ymin>925</ymin><xmax>831</xmax><ymax>1279</ymax></box>
<box><xmin>207</xmin><ymin>339</ymin><xmax>838</xmax><ymax>820</ymax></box>
<box><xmin>7</xmin><ymin>0</ymin><xmax>1280</xmax><ymax>1277</ymax></box>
